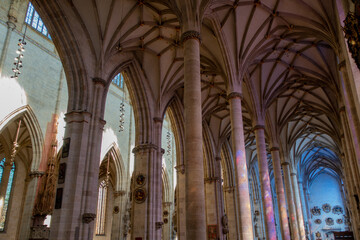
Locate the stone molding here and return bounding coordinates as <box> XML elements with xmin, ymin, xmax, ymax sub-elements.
<box><xmin>204</xmin><ymin>177</ymin><xmax>220</xmax><ymax>183</ymax></box>
<box><xmin>174</xmin><ymin>164</ymin><xmax>185</xmax><ymax>174</ymax></box>
<box><xmin>223</xmin><ymin>186</ymin><xmax>235</xmax><ymax>193</ymax></box>
<box><xmin>181</xmin><ymin>30</ymin><xmax>201</xmax><ymax>43</ymax></box>
<box><xmin>253</xmin><ymin>125</ymin><xmax>265</xmax><ymax>131</ymax></box>
<box><xmin>290</xmin><ymin>172</ymin><xmax>297</xmax><ymax>176</ymax></box>
<box><xmin>82</xmin><ymin>213</ymin><xmax>96</xmax><ymax>224</ymax></box>
<box><xmin>281</xmin><ymin>162</ymin><xmax>290</xmax><ymax>166</ymax></box>
<box><xmin>132</xmin><ymin>143</ymin><xmax>158</xmax><ymax>153</ymax></box>
<box><xmin>226</xmin><ymin>92</ymin><xmax>243</xmax><ymax>101</ymax></box>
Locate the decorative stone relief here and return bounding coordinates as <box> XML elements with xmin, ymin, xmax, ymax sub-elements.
<box><xmin>336</xmin><ymin>218</ymin><xmax>343</xmax><ymax>224</ymax></box>
<box><xmin>134</xmin><ymin>188</ymin><xmax>147</xmax><ymax>203</ymax></box>
<box><xmin>314</xmin><ymin>219</ymin><xmax>322</xmax><ymax>224</ymax></box>
<box><xmin>82</xmin><ymin>213</ymin><xmax>96</xmax><ymax>223</ymax></box>
<box><xmin>29</xmin><ymin>225</ymin><xmax>50</xmax><ymax>240</ymax></box>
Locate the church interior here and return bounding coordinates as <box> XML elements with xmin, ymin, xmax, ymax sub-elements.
<box><xmin>0</xmin><ymin>0</ymin><xmax>360</xmax><ymax>240</ymax></box>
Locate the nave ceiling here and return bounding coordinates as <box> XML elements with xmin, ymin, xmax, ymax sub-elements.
<box><xmin>32</xmin><ymin>0</ymin><xmax>347</xmax><ymax>178</ymax></box>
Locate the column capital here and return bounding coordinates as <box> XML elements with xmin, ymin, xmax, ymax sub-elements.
<box><xmin>181</xmin><ymin>30</ymin><xmax>201</xmax><ymax>43</ymax></box>
<box><xmin>270</xmin><ymin>147</ymin><xmax>280</xmax><ymax>152</ymax></box>
<box><xmin>253</xmin><ymin>125</ymin><xmax>265</xmax><ymax>131</ymax></box>
<box><xmin>114</xmin><ymin>190</ymin><xmax>126</xmax><ymax>198</ymax></box>
<box><xmin>82</xmin><ymin>213</ymin><xmax>96</xmax><ymax>224</ymax></box>
<box><xmin>65</xmin><ymin>111</ymin><xmax>92</xmax><ymax>123</ymax></box>
<box><xmin>29</xmin><ymin>170</ymin><xmax>45</xmax><ymax>179</ymax></box>
<box><xmin>226</xmin><ymin>92</ymin><xmax>243</xmax><ymax>101</ymax></box>
<box><xmin>281</xmin><ymin>162</ymin><xmax>290</xmax><ymax>166</ymax></box>
<box><xmin>290</xmin><ymin>172</ymin><xmax>297</xmax><ymax>176</ymax></box>
<box><xmin>223</xmin><ymin>186</ymin><xmax>235</xmax><ymax>193</ymax></box>
<box><xmin>132</xmin><ymin>143</ymin><xmax>158</xmax><ymax>153</ymax></box>
<box><xmin>153</xmin><ymin>117</ymin><xmax>163</xmax><ymax>123</ymax></box>
<box><xmin>338</xmin><ymin>60</ymin><xmax>346</xmax><ymax>71</ymax></box>
<box><xmin>92</xmin><ymin>77</ymin><xmax>106</xmax><ymax>86</ymax></box>
<box><xmin>204</xmin><ymin>177</ymin><xmax>220</xmax><ymax>184</ymax></box>
<box><xmin>174</xmin><ymin>164</ymin><xmax>185</xmax><ymax>174</ymax></box>
<box><xmin>7</xmin><ymin>19</ymin><xmax>16</xmax><ymax>30</ymax></box>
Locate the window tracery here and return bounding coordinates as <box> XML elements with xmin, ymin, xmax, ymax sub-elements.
<box><xmin>25</xmin><ymin>3</ymin><xmax>51</xmax><ymax>39</ymax></box>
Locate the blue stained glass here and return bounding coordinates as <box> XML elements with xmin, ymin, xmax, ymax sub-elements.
<box><xmin>112</xmin><ymin>73</ymin><xmax>124</xmax><ymax>89</ymax></box>
<box><xmin>25</xmin><ymin>3</ymin><xmax>51</xmax><ymax>39</ymax></box>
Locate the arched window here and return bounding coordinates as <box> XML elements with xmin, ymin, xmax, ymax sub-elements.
<box><xmin>25</xmin><ymin>2</ymin><xmax>51</xmax><ymax>39</ymax></box>
<box><xmin>0</xmin><ymin>158</ymin><xmax>15</xmax><ymax>231</ymax></box>
<box><xmin>95</xmin><ymin>180</ymin><xmax>107</xmax><ymax>235</ymax></box>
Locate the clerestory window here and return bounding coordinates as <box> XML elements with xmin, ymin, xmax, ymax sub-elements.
<box><xmin>25</xmin><ymin>2</ymin><xmax>51</xmax><ymax>39</ymax></box>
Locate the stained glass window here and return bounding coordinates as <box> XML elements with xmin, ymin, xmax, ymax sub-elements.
<box><xmin>112</xmin><ymin>73</ymin><xmax>124</xmax><ymax>89</ymax></box>
<box><xmin>0</xmin><ymin>158</ymin><xmax>15</xmax><ymax>231</ymax></box>
<box><xmin>25</xmin><ymin>2</ymin><xmax>51</xmax><ymax>39</ymax></box>
<box><xmin>95</xmin><ymin>180</ymin><xmax>107</xmax><ymax>235</ymax></box>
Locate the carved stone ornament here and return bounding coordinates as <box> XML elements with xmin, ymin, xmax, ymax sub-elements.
<box><xmin>336</xmin><ymin>218</ymin><xmax>343</xmax><ymax>224</ymax></box>
<box><xmin>181</xmin><ymin>30</ymin><xmax>201</xmax><ymax>43</ymax></box>
<box><xmin>344</xmin><ymin>0</ymin><xmax>360</xmax><ymax>70</ymax></box>
<box><xmin>82</xmin><ymin>213</ymin><xmax>96</xmax><ymax>223</ymax></box>
<box><xmin>175</xmin><ymin>164</ymin><xmax>185</xmax><ymax>174</ymax></box>
<box><xmin>30</xmin><ymin>225</ymin><xmax>50</xmax><ymax>239</ymax></box>
<box><xmin>113</xmin><ymin>206</ymin><xmax>120</xmax><ymax>214</ymax></box>
<box><xmin>156</xmin><ymin>221</ymin><xmax>164</xmax><ymax>229</ymax></box>
<box><xmin>134</xmin><ymin>187</ymin><xmax>147</xmax><ymax>204</ymax></box>
<box><xmin>314</xmin><ymin>219</ymin><xmax>322</xmax><ymax>224</ymax></box>
<box><xmin>136</xmin><ymin>173</ymin><xmax>146</xmax><ymax>186</ymax></box>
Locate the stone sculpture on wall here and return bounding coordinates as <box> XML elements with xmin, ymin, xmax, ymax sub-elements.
<box><xmin>322</xmin><ymin>203</ymin><xmax>331</xmax><ymax>213</ymax></box>
<box><xmin>311</xmin><ymin>206</ymin><xmax>321</xmax><ymax>216</ymax></box>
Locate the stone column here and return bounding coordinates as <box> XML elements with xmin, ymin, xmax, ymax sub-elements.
<box><xmin>162</xmin><ymin>202</ymin><xmax>172</xmax><ymax>240</ymax></box>
<box><xmin>223</xmin><ymin>187</ymin><xmax>239</xmax><ymax>240</ymax></box>
<box><xmin>0</xmin><ymin>12</ymin><xmax>16</xmax><ymax>77</ymax></box>
<box><xmin>175</xmin><ymin>164</ymin><xmax>186</xmax><ymax>240</ymax></box>
<box><xmin>50</xmin><ymin>79</ymin><xmax>107</xmax><ymax>240</ymax></box>
<box><xmin>291</xmin><ymin>172</ymin><xmax>306</xmax><ymax>239</ymax></box>
<box><xmin>227</xmin><ymin>92</ymin><xmax>254</xmax><ymax>240</ymax></box>
<box><xmin>18</xmin><ymin>171</ymin><xmax>43</xmax><ymax>240</ymax></box>
<box><xmin>182</xmin><ymin>30</ymin><xmax>206</xmax><ymax>239</ymax></box>
<box><xmin>204</xmin><ymin>176</ymin><xmax>222</xmax><ymax>240</ymax></box>
<box><xmin>253</xmin><ymin>125</ymin><xmax>276</xmax><ymax>240</ymax></box>
<box><xmin>281</xmin><ymin>162</ymin><xmax>300</xmax><ymax>240</ymax></box>
<box><xmin>131</xmin><ymin>143</ymin><xmax>160</xmax><ymax>240</ymax></box>
<box><xmin>298</xmin><ymin>180</ymin><xmax>309</xmax><ymax>237</ymax></box>
<box><xmin>111</xmin><ymin>190</ymin><xmax>126</xmax><ymax>240</ymax></box>
<box><xmin>270</xmin><ymin>147</ymin><xmax>291</xmax><ymax>240</ymax></box>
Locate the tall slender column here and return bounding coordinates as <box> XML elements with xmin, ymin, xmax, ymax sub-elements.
<box><xmin>223</xmin><ymin>187</ymin><xmax>239</xmax><ymax>239</ymax></box>
<box><xmin>111</xmin><ymin>191</ymin><xmax>126</xmax><ymax>239</ymax></box>
<box><xmin>253</xmin><ymin>125</ymin><xmax>276</xmax><ymax>240</ymax></box>
<box><xmin>227</xmin><ymin>92</ymin><xmax>254</xmax><ymax>240</ymax></box>
<box><xmin>270</xmin><ymin>147</ymin><xmax>290</xmax><ymax>240</ymax></box>
<box><xmin>298</xmin><ymin>180</ymin><xmax>309</xmax><ymax>237</ymax></box>
<box><xmin>281</xmin><ymin>162</ymin><xmax>300</xmax><ymax>240</ymax></box>
<box><xmin>175</xmin><ymin>164</ymin><xmax>186</xmax><ymax>240</ymax></box>
<box><xmin>291</xmin><ymin>172</ymin><xmax>306</xmax><ymax>239</ymax></box>
<box><xmin>182</xmin><ymin>30</ymin><xmax>206</xmax><ymax>239</ymax></box>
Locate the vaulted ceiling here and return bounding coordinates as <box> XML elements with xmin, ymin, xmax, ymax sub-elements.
<box><xmin>33</xmin><ymin>0</ymin><xmax>347</xmax><ymax>180</ymax></box>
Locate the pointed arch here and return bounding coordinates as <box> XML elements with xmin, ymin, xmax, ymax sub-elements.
<box><xmin>0</xmin><ymin>105</ymin><xmax>43</xmax><ymax>170</ymax></box>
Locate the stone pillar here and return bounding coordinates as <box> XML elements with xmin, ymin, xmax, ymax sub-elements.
<box><xmin>298</xmin><ymin>180</ymin><xmax>310</xmax><ymax>238</ymax></box>
<box><xmin>204</xmin><ymin>176</ymin><xmax>222</xmax><ymax>240</ymax></box>
<box><xmin>281</xmin><ymin>162</ymin><xmax>300</xmax><ymax>240</ymax></box>
<box><xmin>18</xmin><ymin>171</ymin><xmax>43</xmax><ymax>240</ymax></box>
<box><xmin>50</xmin><ymin>79</ymin><xmax>107</xmax><ymax>240</ymax></box>
<box><xmin>175</xmin><ymin>164</ymin><xmax>186</xmax><ymax>240</ymax></box>
<box><xmin>162</xmin><ymin>202</ymin><xmax>172</xmax><ymax>240</ymax></box>
<box><xmin>130</xmin><ymin>143</ymin><xmax>160</xmax><ymax>240</ymax></box>
<box><xmin>227</xmin><ymin>92</ymin><xmax>254</xmax><ymax>240</ymax></box>
<box><xmin>111</xmin><ymin>190</ymin><xmax>126</xmax><ymax>240</ymax></box>
<box><xmin>182</xmin><ymin>30</ymin><xmax>206</xmax><ymax>240</ymax></box>
<box><xmin>270</xmin><ymin>147</ymin><xmax>290</xmax><ymax>240</ymax></box>
<box><xmin>291</xmin><ymin>172</ymin><xmax>306</xmax><ymax>240</ymax></box>
<box><xmin>223</xmin><ymin>187</ymin><xmax>239</xmax><ymax>240</ymax></box>
<box><xmin>253</xmin><ymin>125</ymin><xmax>276</xmax><ymax>240</ymax></box>
<box><xmin>0</xmin><ymin>12</ymin><xmax>16</xmax><ymax>77</ymax></box>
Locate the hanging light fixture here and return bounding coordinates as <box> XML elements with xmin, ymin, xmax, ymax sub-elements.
<box><xmin>166</xmin><ymin>130</ymin><xmax>171</xmax><ymax>156</ymax></box>
<box><xmin>119</xmin><ymin>74</ymin><xmax>126</xmax><ymax>132</ymax></box>
<box><xmin>11</xmin><ymin>24</ymin><xmax>27</xmax><ymax>79</ymax></box>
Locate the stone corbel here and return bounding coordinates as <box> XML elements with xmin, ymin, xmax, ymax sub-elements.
<box><xmin>82</xmin><ymin>213</ymin><xmax>96</xmax><ymax>224</ymax></box>
<box><xmin>113</xmin><ymin>190</ymin><xmax>126</xmax><ymax>198</ymax></box>
<box><xmin>204</xmin><ymin>177</ymin><xmax>220</xmax><ymax>184</ymax></box>
<box><xmin>132</xmin><ymin>143</ymin><xmax>158</xmax><ymax>154</ymax></box>
<box><xmin>174</xmin><ymin>164</ymin><xmax>185</xmax><ymax>174</ymax></box>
